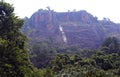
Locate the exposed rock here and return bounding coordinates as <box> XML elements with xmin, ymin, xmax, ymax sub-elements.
<box><xmin>23</xmin><ymin>9</ymin><xmax>120</xmax><ymax>49</ymax></box>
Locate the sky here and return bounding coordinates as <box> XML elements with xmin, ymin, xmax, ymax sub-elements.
<box><xmin>4</xmin><ymin>0</ymin><xmax>120</xmax><ymax>23</ymax></box>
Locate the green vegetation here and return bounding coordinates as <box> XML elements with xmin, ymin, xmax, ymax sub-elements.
<box><xmin>0</xmin><ymin>1</ymin><xmax>120</xmax><ymax>77</ymax></box>
<box><xmin>0</xmin><ymin>1</ymin><xmax>40</xmax><ymax>77</ymax></box>
<box><xmin>30</xmin><ymin>37</ymin><xmax>120</xmax><ymax>77</ymax></box>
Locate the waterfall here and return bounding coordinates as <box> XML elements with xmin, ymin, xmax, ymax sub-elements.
<box><xmin>59</xmin><ymin>25</ymin><xmax>67</xmax><ymax>43</ymax></box>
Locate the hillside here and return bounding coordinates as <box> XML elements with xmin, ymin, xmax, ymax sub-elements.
<box><xmin>23</xmin><ymin>9</ymin><xmax>120</xmax><ymax>49</ymax></box>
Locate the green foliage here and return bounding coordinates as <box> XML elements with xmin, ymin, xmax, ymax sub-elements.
<box><xmin>30</xmin><ymin>41</ymin><xmax>56</xmax><ymax>68</ymax></box>
<box><xmin>101</xmin><ymin>37</ymin><xmax>120</xmax><ymax>53</ymax></box>
<box><xmin>48</xmin><ymin>52</ymin><xmax>120</xmax><ymax>77</ymax></box>
<box><xmin>29</xmin><ymin>36</ymin><xmax>120</xmax><ymax>77</ymax></box>
<box><xmin>39</xmin><ymin>68</ymin><xmax>54</xmax><ymax>77</ymax></box>
<box><xmin>3</xmin><ymin>1</ymin><xmax>120</xmax><ymax>77</ymax></box>
<box><xmin>0</xmin><ymin>1</ymin><xmax>40</xmax><ymax>77</ymax></box>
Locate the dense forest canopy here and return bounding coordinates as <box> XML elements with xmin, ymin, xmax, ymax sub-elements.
<box><xmin>29</xmin><ymin>37</ymin><xmax>120</xmax><ymax>77</ymax></box>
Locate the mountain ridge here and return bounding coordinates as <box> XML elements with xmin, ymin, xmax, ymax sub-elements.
<box><xmin>23</xmin><ymin>9</ymin><xmax>120</xmax><ymax>49</ymax></box>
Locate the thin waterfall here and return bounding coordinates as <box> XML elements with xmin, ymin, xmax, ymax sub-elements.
<box><xmin>59</xmin><ymin>25</ymin><xmax>67</xmax><ymax>43</ymax></box>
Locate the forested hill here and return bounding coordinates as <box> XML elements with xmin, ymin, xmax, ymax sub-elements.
<box><xmin>23</xmin><ymin>9</ymin><xmax>120</xmax><ymax>49</ymax></box>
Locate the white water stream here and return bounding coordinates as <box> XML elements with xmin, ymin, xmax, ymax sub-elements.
<box><xmin>59</xmin><ymin>25</ymin><xmax>67</xmax><ymax>43</ymax></box>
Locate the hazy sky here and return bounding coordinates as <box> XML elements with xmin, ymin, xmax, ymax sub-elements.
<box><xmin>5</xmin><ymin>0</ymin><xmax>120</xmax><ymax>23</ymax></box>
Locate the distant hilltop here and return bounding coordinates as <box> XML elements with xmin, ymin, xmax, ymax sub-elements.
<box><xmin>23</xmin><ymin>9</ymin><xmax>120</xmax><ymax>49</ymax></box>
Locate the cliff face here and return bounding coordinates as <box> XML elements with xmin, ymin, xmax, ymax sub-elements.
<box><xmin>23</xmin><ymin>9</ymin><xmax>120</xmax><ymax>49</ymax></box>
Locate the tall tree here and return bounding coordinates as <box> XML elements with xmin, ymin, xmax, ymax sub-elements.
<box><xmin>0</xmin><ymin>1</ymin><xmax>39</xmax><ymax>77</ymax></box>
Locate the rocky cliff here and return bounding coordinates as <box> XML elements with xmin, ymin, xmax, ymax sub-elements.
<box><xmin>23</xmin><ymin>9</ymin><xmax>120</xmax><ymax>49</ymax></box>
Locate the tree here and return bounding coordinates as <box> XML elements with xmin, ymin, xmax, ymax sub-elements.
<box><xmin>101</xmin><ymin>37</ymin><xmax>120</xmax><ymax>53</ymax></box>
<box><xmin>0</xmin><ymin>1</ymin><xmax>39</xmax><ymax>77</ymax></box>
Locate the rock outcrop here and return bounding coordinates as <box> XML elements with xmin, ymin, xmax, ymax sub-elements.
<box><xmin>23</xmin><ymin>9</ymin><xmax>120</xmax><ymax>49</ymax></box>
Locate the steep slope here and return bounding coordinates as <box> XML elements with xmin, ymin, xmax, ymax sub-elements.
<box><xmin>23</xmin><ymin>9</ymin><xmax>120</xmax><ymax>49</ymax></box>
